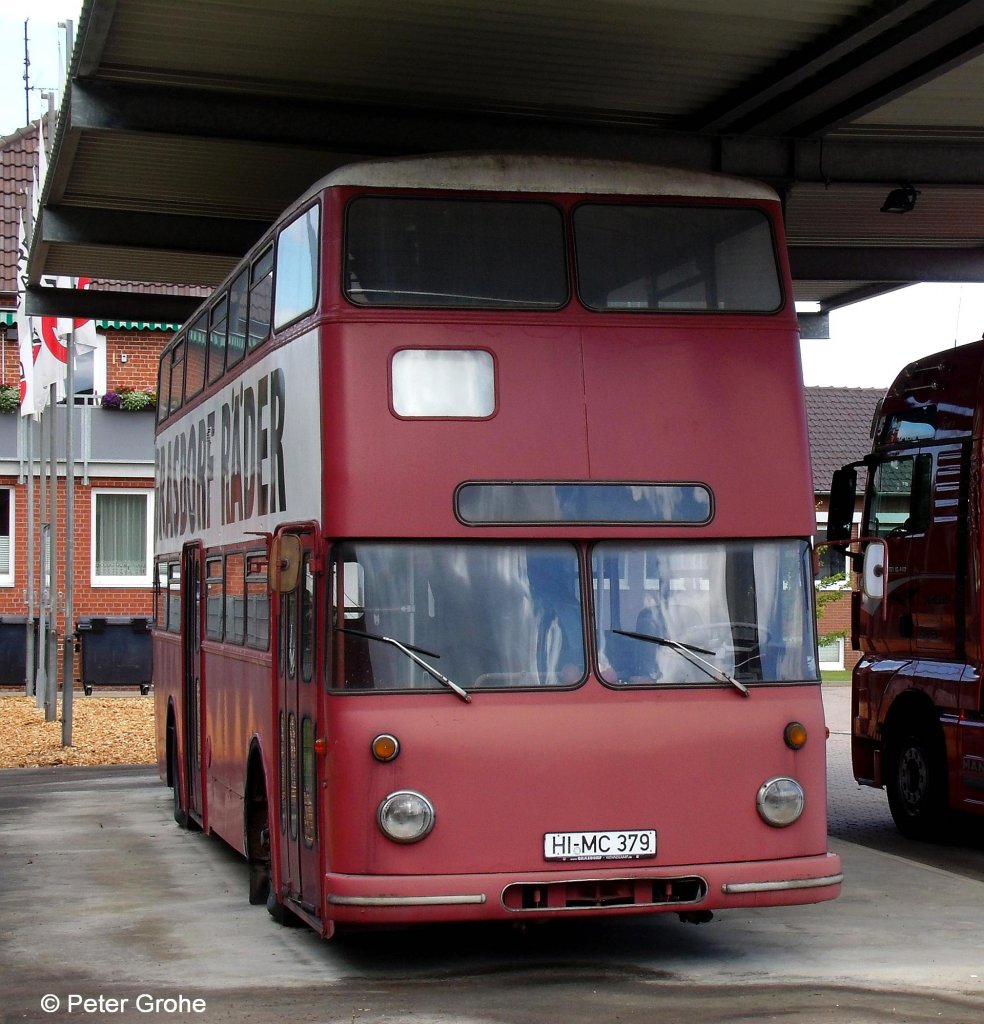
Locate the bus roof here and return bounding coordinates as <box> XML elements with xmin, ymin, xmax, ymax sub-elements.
<box><xmin>304</xmin><ymin>153</ymin><xmax>779</xmax><ymax>203</ymax></box>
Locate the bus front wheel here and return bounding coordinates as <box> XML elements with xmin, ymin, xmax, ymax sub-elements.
<box><xmin>885</xmin><ymin>720</ymin><xmax>948</xmax><ymax>841</ymax></box>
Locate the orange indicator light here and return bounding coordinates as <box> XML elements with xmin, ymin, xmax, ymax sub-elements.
<box><xmin>371</xmin><ymin>734</ymin><xmax>400</xmax><ymax>762</ymax></box>
<box><xmin>784</xmin><ymin>722</ymin><xmax>808</xmax><ymax>750</ymax></box>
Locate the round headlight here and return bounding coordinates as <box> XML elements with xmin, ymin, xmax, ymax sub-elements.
<box><xmin>377</xmin><ymin>790</ymin><xmax>435</xmax><ymax>843</ymax></box>
<box><xmin>756</xmin><ymin>777</ymin><xmax>805</xmax><ymax>827</ymax></box>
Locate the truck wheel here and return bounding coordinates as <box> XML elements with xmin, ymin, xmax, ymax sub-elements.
<box><xmin>885</xmin><ymin>721</ymin><xmax>948</xmax><ymax>841</ymax></box>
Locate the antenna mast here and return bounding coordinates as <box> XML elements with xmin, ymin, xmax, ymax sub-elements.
<box><xmin>23</xmin><ymin>20</ymin><xmax>31</xmax><ymax>126</ymax></box>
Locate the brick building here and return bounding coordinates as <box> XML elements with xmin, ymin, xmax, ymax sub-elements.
<box><xmin>1</xmin><ymin>120</ymin><xmax>204</xmax><ymax>689</ymax></box>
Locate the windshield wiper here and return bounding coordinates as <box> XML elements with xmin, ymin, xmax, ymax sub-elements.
<box><xmin>613</xmin><ymin>629</ymin><xmax>749</xmax><ymax>697</ymax></box>
<box><xmin>335</xmin><ymin>626</ymin><xmax>471</xmax><ymax>703</ymax></box>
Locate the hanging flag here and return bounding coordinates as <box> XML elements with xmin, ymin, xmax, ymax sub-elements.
<box><xmin>31</xmin><ymin>273</ymin><xmax>70</xmax><ymax>410</ymax></box>
<box><xmin>72</xmin><ymin>278</ymin><xmax>105</xmax><ymax>354</ymax></box>
<box><xmin>67</xmin><ymin>278</ymin><xmax>107</xmax><ymax>397</ymax></box>
<box><xmin>15</xmin><ymin>210</ymin><xmax>37</xmax><ymax>418</ymax></box>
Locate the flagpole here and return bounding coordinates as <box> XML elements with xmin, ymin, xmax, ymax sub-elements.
<box><xmin>35</xmin><ymin>407</ymin><xmax>48</xmax><ymax>710</ymax></box>
<box><xmin>24</xmin><ymin>415</ymin><xmax>36</xmax><ymax>697</ymax></box>
<box><xmin>45</xmin><ymin>383</ymin><xmax>59</xmax><ymax>723</ymax></box>
<box><xmin>62</xmin><ymin>328</ymin><xmax>75</xmax><ymax>746</ymax></box>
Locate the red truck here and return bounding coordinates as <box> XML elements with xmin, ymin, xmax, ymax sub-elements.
<box><xmin>828</xmin><ymin>337</ymin><xmax>984</xmax><ymax>838</ymax></box>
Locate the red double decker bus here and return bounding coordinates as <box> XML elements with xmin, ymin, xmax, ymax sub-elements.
<box><xmin>154</xmin><ymin>154</ymin><xmax>842</xmax><ymax>937</ymax></box>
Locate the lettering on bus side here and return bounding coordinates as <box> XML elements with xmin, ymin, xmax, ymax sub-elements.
<box><xmin>156</xmin><ymin>412</ymin><xmax>216</xmax><ymax>542</ymax></box>
<box><xmin>219</xmin><ymin>369</ymin><xmax>287</xmax><ymax>525</ymax></box>
<box><xmin>155</xmin><ymin>368</ymin><xmax>288</xmax><ymax>541</ymax></box>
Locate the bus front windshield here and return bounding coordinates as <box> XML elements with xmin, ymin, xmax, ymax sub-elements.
<box><xmin>330</xmin><ymin>539</ymin><xmax>817</xmax><ymax>694</ymax></box>
<box><xmin>333</xmin><ymin>542</ymin><xmax>586</xmax><ymax>691</ymax></box>
<box><xmin>593</xmin><ymin>540</ymin><xmax>817</xmax><ymax>686</ymax></box>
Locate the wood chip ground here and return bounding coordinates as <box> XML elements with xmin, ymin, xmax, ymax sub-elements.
<box><xmin>0</xmin><ymin>695</ymin><xmax>156</xmax><ymax>769</ymax></box>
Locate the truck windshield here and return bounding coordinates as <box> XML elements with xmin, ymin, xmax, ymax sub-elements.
<box><xmin>332</xmin><ymin>542</ymin><xmax>586</xmax><ymax>691</ymax></box>
<box><xmin>592</xmin><ymin>540</ymin><xmax>817</xmax><ymax>686</ymax></box>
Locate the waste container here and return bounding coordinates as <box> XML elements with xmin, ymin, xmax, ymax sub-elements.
<box><xmin>0</xmin><ymin>617</ymin><xmax>38</xmax><ymax>686</ymax></box>
<box><xmin>76</xmin><ymin>617</ymin><xmax>152</xmax><ymax>695</ymax></box>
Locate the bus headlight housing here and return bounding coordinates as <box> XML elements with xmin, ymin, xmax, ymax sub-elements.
<box><xmin>377</xmin><ymin>790</ymin><xmax>436</xmax><ymax>843</ymax></box>
<box><xmin>756</xmin><ymin>777</ymin><xmax>805</xmax><ymax>827</ymax></box>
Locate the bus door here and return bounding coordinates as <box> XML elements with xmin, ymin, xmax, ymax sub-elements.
<box><xmin>182</xmin><ymin>542</ymin><xmax>205</xmax><ymax>824</ymax></box>
<box><xmin>274</xmin><ymin>531</ymin><xmax>321</xmax><ymax>919</ymax></box>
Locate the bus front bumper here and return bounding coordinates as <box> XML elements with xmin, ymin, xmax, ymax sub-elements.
<box><xmin>324</xmin><ymin>851</ymin><xmax>843</xmax><ymax>924</ymax></box>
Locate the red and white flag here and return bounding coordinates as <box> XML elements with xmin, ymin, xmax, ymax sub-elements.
<box><xmin>31</xmin><ymin>274</ymin><xmax>71</xmax><ymax>409</ymax></box>
<box><xmin>15</xmin><ymin>210</ymin><xmax>37</xmax><ymax>417</ymax></box>
<box><xmin>17</xmin><ymin>124</ymin><xmax>104</xmax><ymax>414</ymax></box>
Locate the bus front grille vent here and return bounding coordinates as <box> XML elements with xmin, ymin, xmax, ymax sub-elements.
<box><xmin>501</xmin><ymin>876</ymin><xmax>707</xmax><ymax>912</ymax></box>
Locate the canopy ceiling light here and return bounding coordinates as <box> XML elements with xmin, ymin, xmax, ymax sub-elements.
<box><xmin>881</xmin><ymin>185</ymin><xmax>920</xmax><ymax>213</ymax></box>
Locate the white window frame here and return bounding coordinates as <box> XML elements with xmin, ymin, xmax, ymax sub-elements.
<box><xmin>90</xmin><ymin>488</ymin><xmax>154</xmax><ymax>587</ymax></box>
<box><xmin>817</xmin><ymin>635</ymin><xmax>846</xmax><ymax>671</ymax></box>
<box><xmin>815</xmin><ymin>511</ymin><xmax>859</xmax><ymax>591</ymax></box>
<box><xmin>0</xmin><ymin>486</ymin><xmax>13</xmax><ymax>587</ymax></box>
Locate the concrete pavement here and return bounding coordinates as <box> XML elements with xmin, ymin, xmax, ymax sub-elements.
<box><xmin>0</xmin><ymin>686</ymin><xmax>982</xmax><ymax>1023</ymax></box>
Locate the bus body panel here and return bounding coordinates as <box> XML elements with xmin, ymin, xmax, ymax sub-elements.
<box><xmin>324</xmin><ymin>684</ymin><xmax>829</xmax><ymax>880</ymax></box>
<box><xmin>322</xmin><ymin>320</ymin><xmax>813</xmax><ymax>540</ymax></box>
<box><xmin>201</xmin><ymin>646</ymin><xmax>272</xmax><ymax>848</ymax></box>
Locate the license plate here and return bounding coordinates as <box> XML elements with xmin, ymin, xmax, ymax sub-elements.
<box><xmin>543</xmin><ymin>829</ymin><xmax>657</xmax><ymax>861</ymax></box>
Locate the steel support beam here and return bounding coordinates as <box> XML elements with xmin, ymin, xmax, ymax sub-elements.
<box><xmin>25</xmin><ymin>286</ymin><xmax>200</xmax><ymax>323</ymax></box>
<box><xmin>64</xmin><ymin>80</ymin><xmax>984</xmax><ymax>189</ymax></box>
<box><xmin>788</xmin><ymin>246</ymin><xmax>984</xmax><ymax>283</ymax></box>
<box><xmin>39</xmin><ymin>206</ymin><xmax>267</xmax><ymax>257</ymax></box>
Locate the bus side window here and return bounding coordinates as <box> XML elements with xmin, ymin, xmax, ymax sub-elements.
<box><xmin>248</xmin><ymin>246</ymin><xmax>273</xmax><ymax>351</ymax></box>
<box><xmin>157</xmin><ymin>352</ymin><xmax>172</xmax><ymax>424</ymax></box>
<box><xmin>207</xmin><ymin>296</ymin><xmax>229</xmax><ymax>385</ymax></box>
<box><xmin>168</xmin><ymin>340</ymin><xmax>186</xmax><ymax>417</ymax></box>
<box><xmin>167</xmin><ymin>561</ymin><xmax>182</xmax><ymax>633</ymax></box>
<box><xmin>185</xmin><ymin>313</ymin><xmax>208</xmax><ymax>399</ymax></box>
<box><xmin>155</xmin><ymin>560</ymin><xmax>169</xmax><ymax>628</ymax></box>
<box><xmin>227</xmin><ymin>269</ymin><xmax>249</xmax><ymax>369</ymax></box>
<box><xmin>205</xmin><ymin>557</ymin><xmax>224</xmax><ymax>640</ymax></box>
<box><xmin>246</xmin><ymin>553</ymin><xmax>270</xmax><ymax>650</ymax></box>
<box><xmin>225</xmin><ymin>551</ymin><xmax>246</xmax><ymax>644</ymax></box>
<box><xmin>275</xmin><ymin>204</ymin><xmax>320</xmax><ymax>329</ymax></box>
<box><xmin>301</xmin><ymin>555</ymin><xmax>315</xmax><ymax>681</ymax></box>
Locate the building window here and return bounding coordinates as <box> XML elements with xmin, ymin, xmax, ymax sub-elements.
<box><xmin>0</xmin><ymin>487</ymin><xmax>13</xmax><ymax>586</ymax></box>
<box><xmin>91</xmin><ymin>490</ymin><xmax>153</xmax><ymax>586</ymax></box>
<box><xmin>815</xmin><ymin>517</ymin><xmax>854</xmax><ymax>587</ymax></box>
<box><xmin>818</xmin><ymin>636</ymin><xmax>845</xmax><ymax>671</ymax></box>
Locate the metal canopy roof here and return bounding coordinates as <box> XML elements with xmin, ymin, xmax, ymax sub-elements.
<box><xmin>25</xmin><ymin>0</ymin><xmax>984</xmax><ymax>323</ymax></box>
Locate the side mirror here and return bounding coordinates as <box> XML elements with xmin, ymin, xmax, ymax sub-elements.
<box><xmin>827</xmin><ymin>466</ymin><xmax>857</xmax><ymax>544</ymax></box>
<box><xmin>269</xmin><ymin>534</ymin><xmax>302</xmax><ymax>593</ymax></box>
<box><xmin>862</xmin><ymin>539</ymin><xmax>887</xmax><ymax>602</ymax></box>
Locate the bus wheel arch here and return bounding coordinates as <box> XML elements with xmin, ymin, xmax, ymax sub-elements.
<box><xmin>166</xmin><ymin>704</ymin><xmax>189</xmax><ymax>829</ymax></box>
<box><xmin>244</xmin><ymin>741</ymin><xmax>272</xmax><ymax>906</ymax></box>
<box><xmin>883</xmin><ymin>693</ymin><xmax>949</xmax><ymax>841</ymax></box>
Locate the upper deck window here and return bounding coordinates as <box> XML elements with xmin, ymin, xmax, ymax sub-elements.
<box><xmin>574</xmin><ymin>205</ymin><xmax>781</xmax><ymax>312</ymax></box>
<box><xmin>275</xmin><ymin>204</ymin><xmax>320</xmax><ymax>329</ymax></box>
<box><xmin>248</xmin><ymin>246</ymin><xmax>274</xmax><ymax>350</ymax></box>
<box><xmin>344</xmin><ymin>197</ymin><xmax>567</xmax><ymax>309</ymax></box>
